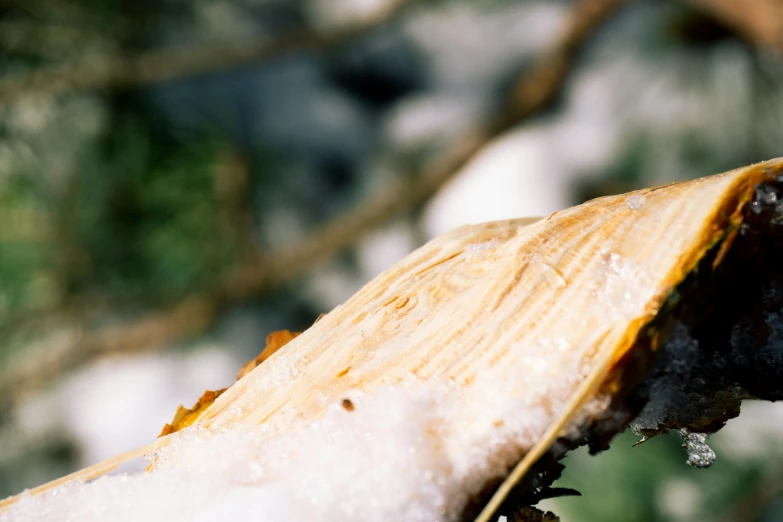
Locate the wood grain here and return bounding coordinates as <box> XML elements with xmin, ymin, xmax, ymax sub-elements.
<box><xmin>3</xmin><ymin>158</ymin><xmax>782</xmax><ymax>520</ymax></box>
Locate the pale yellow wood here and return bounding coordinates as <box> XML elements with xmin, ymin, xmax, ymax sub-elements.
<box><xmin>3</xmin><ymin>158</ymin><xmax>782</xmax><ymax>519</ymax></box>
<box><xmin>197</xmin><ymin>164</ymin><xmax>760</xmax><ymax>433</ymax></box>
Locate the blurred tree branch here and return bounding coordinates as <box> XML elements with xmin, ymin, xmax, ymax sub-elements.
<box><xmin>0</xmin><ymin>21</ymin><xmax>107</xmax><ymax>58</ymax></box>
<box><xmin>686</xmin><ymin>0</ymin><xmax>783</xmax><ymax>54</ymax></box>
<box><xmin>0</xmin><ymin>0</ymin><xmax>422</xmax><ymax>105</ymax></box>
<box><xmin>0</xmin><ymin>0</ymin><xmax>626</xmax><ymax>410</ymax></box>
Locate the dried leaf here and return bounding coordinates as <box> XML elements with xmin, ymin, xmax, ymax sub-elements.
<box><xmin>158</xmin><ymin>329</ymin><xmax>301</xmax><ymax>437</ymax></box>
<box><xmin>158</xmin><ymin>388</ymin><xmax>227</xmax><ymax>437</ymax></box>
<box><xmin>236</xmin><ymin>329</ymin><xmax>300</xmax><ymax>380</ymax></box>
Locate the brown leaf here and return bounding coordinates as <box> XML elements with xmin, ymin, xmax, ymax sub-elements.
<box><xmin>158</xmin><ymin>329</ymin><xmax>301</xmax><ymax>437</ymax></box>
<box><xmin>158</xmin><ymin>388</ymin><xmax>227</xmax><ymax>437</ymax></box>
<box><xmin>236</xmin><ymin>329</ymin><xmax>300</xmax><ymax>380</ymax></box>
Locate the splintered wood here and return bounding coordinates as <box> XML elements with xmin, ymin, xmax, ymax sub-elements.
<box><xmin>159</xmin><ymin>330</ymin><xmax>300</xmax><ymax>437</ymax></box>
<box><xmin>2</xmin><ymin>159</ymin><xmax>782</xmax><ymax>522</ymax></box>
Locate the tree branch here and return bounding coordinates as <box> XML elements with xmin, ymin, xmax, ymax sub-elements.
<box><xmin>0</xmin><ymin>21</ymin><xmax>107</xmax><ymax>58</ymax></box>
<box><xmin>0</xmin><ymin>0</ymin><xmax>422</xmax><ymax>104</ymax></box>
<box><xmin>685</xmin><ymin>0</ymin><xmax>783</xmax><ymax>55</ymax></box>
<box><xmin>0</xmin><ymin>0</ymin><xmax>627</xmax><ymax>410</ymax></box>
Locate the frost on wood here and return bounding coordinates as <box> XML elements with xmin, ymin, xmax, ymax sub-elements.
<box><xmin>2</xmin><ymin>159</ymin><xmax>783</xmax><ymax>522</ymax></box>
<box><xmin>678</xmin><ymin>430</ymin><xmax>716</xmax><ymax>468</ymax></box>
<box><xmin>3</xmin><ymin>385</ymin><xmax>494</xmax><ymax>521</ymax></box>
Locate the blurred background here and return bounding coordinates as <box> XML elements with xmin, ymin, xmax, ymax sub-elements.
<box><xmin>0</xmin><ymin>0</ymin><xmax>782</xmax><ymax>519</ymax></box>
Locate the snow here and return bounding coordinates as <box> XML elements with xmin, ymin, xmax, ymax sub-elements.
<box><xmin>463</xmin><ymin>238</ymin><xmax>502</xmax><ymax>260</ymax></box>
<box><xmin>677</xmin><ymin>430</ymin><xmax>716</xmax><ymax>468</ymax></box>
<box><xmin>9</xmin><ymin>347</ymin><xmax>241</xmax><ymax>473</ymax></box>
<box><xmin>592</xmin><ymin>248</ymin><xmax>656</xmax><ymax>322</ymax></box>
<box><xmin>2</xmin><ymin>373</ymin><xmax>608</xmax><ymax>522</ymax></box>
<box><xmin>1</xmin><ymin>384</ymin><xmax>471</xmax><ymax>521</ymax></box>
<box><xmin>626</xmin><ymin>194</ymin><xmax>645</xmax><ymax>211</ymax></box>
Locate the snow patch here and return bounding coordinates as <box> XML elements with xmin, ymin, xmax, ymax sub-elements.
<box><xmin>3</xmin><ymin>374</ymin><xmax>610</xmax><ymax>522</ymax></box>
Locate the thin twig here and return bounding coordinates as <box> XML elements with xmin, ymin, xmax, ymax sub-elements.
<box><xmin>0</xmin><ymin>0</ymin><xmax>626</xmax><ymax>410</ymax></box>
<box><xmin>0</xmin><ymin>0</ymin><xmax>422</xmax><ymax>104</ymax></box>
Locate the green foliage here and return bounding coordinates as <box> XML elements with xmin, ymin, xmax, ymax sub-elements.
<box><xmin>0</xmin><ymin>174</ymin><xmax>51</xmax><ymax>312</ymax></box>
<box><xmin>0</xmin><ymin>115</ymin><xmax>237</xmax><ymax>311</ymax></box>
<box><xmin>75</xmin><ymin>121</ymin><xmax>236</xmax><ymax>302</ymax></box>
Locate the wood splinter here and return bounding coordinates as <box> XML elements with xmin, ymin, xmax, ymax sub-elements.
<box><xmin>2</xmin><ymin>158</ymin><xmax>783</xmax><ymax>522</ymax></box>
